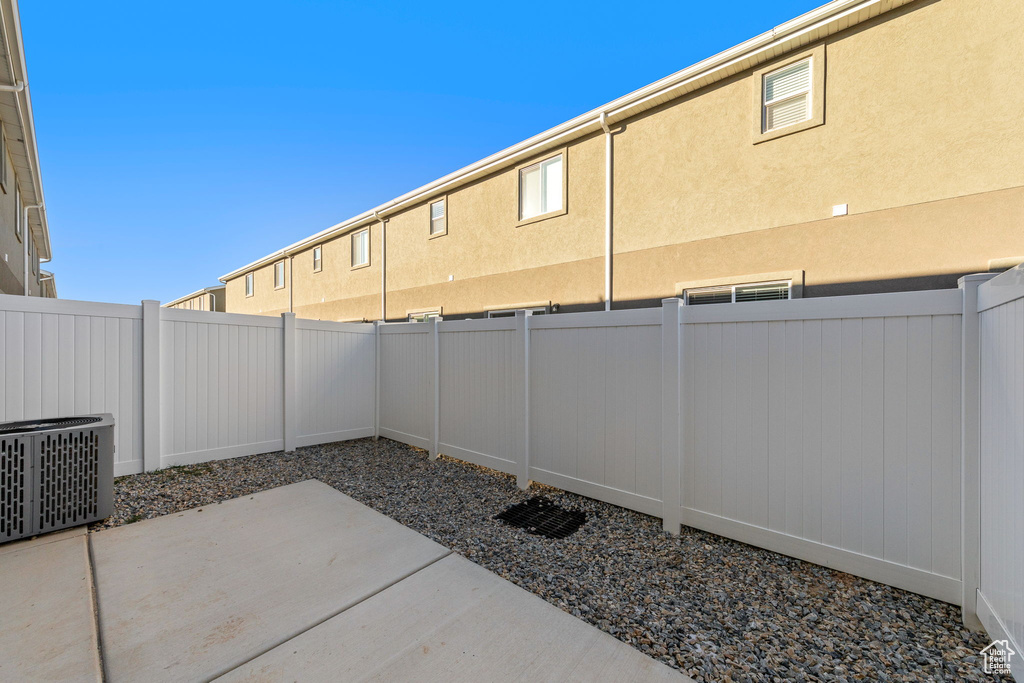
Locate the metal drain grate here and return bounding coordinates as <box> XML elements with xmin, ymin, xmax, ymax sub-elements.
<box><xmin>494</xmin><ymin>497</ymin><xmax>586</xmax><ymax>539</ymax></box>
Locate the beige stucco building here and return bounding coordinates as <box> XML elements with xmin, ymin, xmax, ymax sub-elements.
<box><xmin>0</xmin><ymin>0</ymin><xmax>54</xmax><ymax>298</ymax></box>
<box><xmin>219</xmin><ymin>0</ymin><xmax>1024</xmax><ymax>321</ymax></box>
<box><xmin>165</xmin><ymin>285</ymin><xmax>227</xmax><ymax>312</ymax></box>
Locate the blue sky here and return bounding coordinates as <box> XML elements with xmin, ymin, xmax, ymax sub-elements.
<box><xmin>24</xmin><ymin>0</ymin><xmax>823</xmax><ymax>304</ymax></box>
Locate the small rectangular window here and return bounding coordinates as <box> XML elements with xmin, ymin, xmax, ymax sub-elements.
<box><xmin>763</xmin><ymin>58</ymin><xmax>812</xmax><ymax>132</ymax></box>
<box><xmin>685</xmin><ymin>281</ymin><xmax>791</xmax><ymax>305</ymax></box>
<box><xmin>313</xmin><ymin>246</ymin><xmax>322</xmax><ymax>272</ymax></box>
<box><xmin>430</xmin><ymin>199</ymin><xmax>446</xmax><ymax>236</ymax></box>
<box><xmin>351</xmin><ymin>228</ymin><xmax>369</xmax><ymax>267</ymax></box>
<box><xmin>408</xmin><ymin>310</ymin><xmax>441</xmax><ymax>322</ymax></box>
<box><xmin>519</xmin><ymin>154</ymin><xmax>562</xmax><ymax>221</ymax></box>
<box><xmin>274</xmin><ymin>260</ymin><xmax>286</xmax><ymax>289</ymax></box>
<box><xmin>245</xmin><ymin>272</ymin><xmax>254</xmax><ymax>297</ymax></box>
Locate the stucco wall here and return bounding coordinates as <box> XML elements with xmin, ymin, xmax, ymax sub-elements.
<box><xmin>612</xmin><ymin>0</ymin><xmax>1024</xmax><ymax>255</ymax></box>
<box><xmin>222</xmin><ymin>0</ymin><xmax>1024</xmax><ymax>320</ymax></box>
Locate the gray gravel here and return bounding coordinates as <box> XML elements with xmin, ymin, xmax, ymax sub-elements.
<box><xmin>93</xmin><ymin>438</ymin><xmax>1005</xmax><ymax>682</ymax></box>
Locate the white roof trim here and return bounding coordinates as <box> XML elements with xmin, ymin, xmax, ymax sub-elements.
<box><xmin>220</xmin><ymin>0</ymin><xmax>915</xmax><ymax>282</ymax></box>
<box><xmin>164</xmin><ymin>285</ymin><xmax>227</xmax><ymax>308</ymax></box>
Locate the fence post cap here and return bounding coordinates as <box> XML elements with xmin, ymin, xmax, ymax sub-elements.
<box><xmin>958</xmin><ymin>273</ymin><xmax>998</xmax><ymax>287</ymax></box>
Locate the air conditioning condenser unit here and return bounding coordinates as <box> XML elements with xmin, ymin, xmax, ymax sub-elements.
<box><xmin>0</xmin><ymin>414</ymin><xmax>114</xmax><ymax>544</ymax></box>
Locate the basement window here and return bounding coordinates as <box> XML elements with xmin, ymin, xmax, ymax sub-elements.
<box><xmin>430</xmin><ymin>199</ymin><xmax>446</xmax><ymax>236</ymax></box>
<box><xmin>685</xmin><ymin>281</ymin><xmax>791</xmax><ymax>305</ymax></box>
<box><xmin>351</xmin><ymin>229</ymin><xmax>369</xmax><ymax>268</ymax></box>
<box><xmin>245</xmin><ymin>272</ymin><xmax>254</xmax><ymax>297</ymax></box>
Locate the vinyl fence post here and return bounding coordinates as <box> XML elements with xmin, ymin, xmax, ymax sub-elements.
<box><xmin>141</xmin><ymin>300</ymin><xmax>162</xmax><ymax>472</ymax></box>
<box><xmin>958</xmin><ymin>273</ymin><xmax>996</xmax><ymax>629</ymax></box>
<box><xmin>374</xmin><ymin>321</ymin><xmax>381</xmax><ymax>441</ymax></box>
<box><xmin>515</xmin><ymin>309</ymin><xmax>532</xmax><ymax>490</ymax></box>
<box><xmin>661</xmin><ymin>298</ymin><xmax>682</xmax><ymax>534</ymax></box>
<box><xmin>282</xmin><ymin>312</ymin><xmax>296</xmax><ymax>453</ymax></box>
<box><xmin>429</xmin><ymin>317</ymin><xmax>440</xmax><ymax>461</ymax></box>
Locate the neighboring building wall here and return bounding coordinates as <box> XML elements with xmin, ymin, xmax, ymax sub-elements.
<box><xmin>0</xmin><ymin>138</ymin><xmax>42</xmax><ymax>296</ymax></box>
<box><xmin>223</xmin><ymin>0</ymin><xmax>1024</xmax><ymax>320</ymax></box>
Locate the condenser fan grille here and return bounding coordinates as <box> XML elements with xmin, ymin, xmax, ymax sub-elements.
<box><xmin>0</xmin><ymin>416</ymin><xmax>102</xmax><ymax>436</ymax></box>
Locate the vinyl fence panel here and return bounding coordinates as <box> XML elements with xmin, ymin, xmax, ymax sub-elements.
<box><xmin>0</xmin><ymin>296</ymin><xmax>144</xmax><ymax>476</ymax></box>
<box><xmin>680</xmin><ymin>291</ymin><xmax>964</xmax><ymax>604</ymax></box>
<box><xmin>378</xmin><ymin>324</ymin><xmax>432</xmax><ymax>450</ymax></box>
<box><xmin>294</xmin><ymin>320</ymin><xmax>376</xmax><ymax>448</ymax></box>
<box><xmin>528</xmin><ymin>309</ymin><xmax>663</xmax><ymax>516</ymax></box>
<box><xmin>437</xmin><ymin>318</ymin><xmax>519</xmax><ymax>475</ymax></box>
<box><xmin>977</xmin><ymin>266</ymin><xmax>1024</xmax><ymax>666</ymax></box>
<box><xmin>160</xmin><ymin>309</ymin><xmax>284</xmax><ymax>467</ymax></box>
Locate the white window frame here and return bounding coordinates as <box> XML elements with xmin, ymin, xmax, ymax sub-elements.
<box><xmin>408</xmin><ymin>310</ymin><xmax>442</xmax><ymax>322</ymax></box>
<box><xmin>684</xmin><ymin>280</ymin><xmax>792</xmax><ymax>305</ymax></box>
<box><xmin>245</xmin><ymin>272</ymin><xmax>254</xmax><ymax>297</ymax></box>
<box><xmin>351</xmin><ymin>228</ymin><xmax>370</xmax><ymax>268</ymax></box>
<box><xmin>486</xmin><ymin>306</ymin><xmax>548</xmax><ymax>318</ymax></box>
<box><xmin>274</xmin><ymin>260</ymin><xmax>286</xmax><ymax>289</ymax></box>
<box><xmin>0</xmin><ymin>126</ymin><xmax>8</xmax><ymax>194</ymax></box>
<box><xmin>429</xmin><ymin>198</ymin><xmax>446</xmax><ymax>237</ymax></box>
<box><xmin>312</xmin><ymin>245</ymin><xmax>322</xmax><ymax>272</ymax></box>
<box><xmin>762</xmin><ymin>58</ymin><xmax>813</xmax><ymax>133</ymax></box>
<box><xmin>14</xmin><ymin>187</ymin><xmax>21</xmax><ymax>242</ymax></box>
<box><xmin>517</xmin><ymin>152</ymin><xmax>566</xmax><ymax>224</ymax></box>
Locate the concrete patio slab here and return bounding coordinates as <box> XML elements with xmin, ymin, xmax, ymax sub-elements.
<box><xmin>218</xmin><ymin>553</ymin><xmax>692</xmax><ymax>682</ymax></box>
<box><xmin>90</xmin><ymin>480</ymin><xmax>450</xmax><ymax>682</ymax></box>
<box><xmin>0</xmin><ymin>523</ymin><xmax>87</xmax><ymax>557</ymax></box>
<box><xmin>0</xmin><ymin>530</ymin><xmax>102</xmax><ymax>683</ymax></box>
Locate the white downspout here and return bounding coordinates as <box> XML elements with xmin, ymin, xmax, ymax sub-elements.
<box><xmin>374</xmin><ymin>211</ymin><xmax>387</xmax><ymax>321</ymax></box>
<box><xmin>599</xmin><ymin>113</ymin><xmax>613</xmax><ymax>311</ymax></box>
<box><xmin>23</xmin><ymin>203</ymin><xmax>42</xmax><ymax>295</ymax></box>
<box><xmin>288</xmin><ymin>255</ymin><xmax>294</xmax><ymax>313</ymax></box>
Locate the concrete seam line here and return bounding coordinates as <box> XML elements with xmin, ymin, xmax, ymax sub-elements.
<box><xmin>204</xmin><ymin>549</ymin><xmax>455</xmax><ymax>682</ymax></box>
<box><xmin>85</xmin><ymin>532</ymin><xmax>109</xmax><ymax>683</ymax></box>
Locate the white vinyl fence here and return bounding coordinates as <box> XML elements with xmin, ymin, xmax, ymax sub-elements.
<box><xmin>0</xmin><ymin>296</ymin><xmax>145</xmax><ymax>476</ymax></box>
<box><xmin>976</xmin><ymin>266</ymin><xmax>1024</xmax><ymax>677</ymax></box>
<box><xmin>373</xmin><ymin>278</ymin><xmax>1023</xmax><ymax>628</ymax></box>
<box><xmin>377</xmin><ymin>288</ymin><xmax>976</xmax><ymax>607</ymax></box>
<box><xmin>0</xmin><ymin>296</ymin><xmax>376</xmax><ymax>477</ymax></box>
<box><xmin>0</xmin><ymin>269</ymin><xmax>1020</xmax><ymax>649</ymax></box>
<box><xmin>679</xmin><ymin>291</ymin><xmax>964</xmax><ymax>604</ymax></box>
